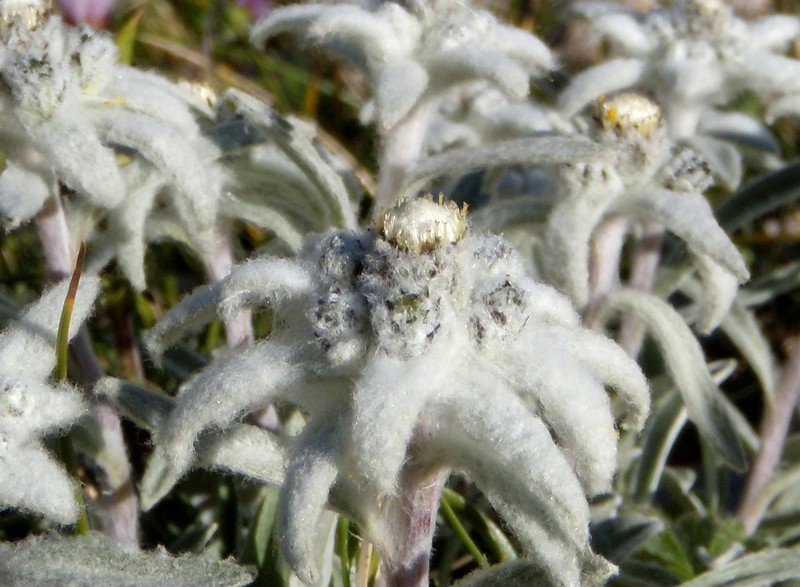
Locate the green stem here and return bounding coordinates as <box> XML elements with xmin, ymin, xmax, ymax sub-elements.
<box><xmin>440</xmin><ymin>491</ymin><xmax>489</xmax><ymax>569</ymax></box>
<box><xmin>55</xmin><ymin>242</ymin><xmax>90</xmax><ymax>535</ymax></box>
<box><xmin>337</xmin><ymin>517</ymin><xmax>351</xmax><ymax>587</ymax></box>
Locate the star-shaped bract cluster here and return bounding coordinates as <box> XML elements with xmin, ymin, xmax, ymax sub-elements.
<box><xmin>142</xmin><ymin>197</ymin><xmax>649</xmax><ymax>585</ymax></box>
<box><xmin>0</xmin><ymin>4</ymin><xmax>222</xmax><ymax>289</ymax></box>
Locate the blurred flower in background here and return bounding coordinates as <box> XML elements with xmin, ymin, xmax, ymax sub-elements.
<box><xmin>57</xmin><ymin>0</ymin><xmax>115</xmax><ymax>27</ymax></box>
<box><xmin>237</xmin><ymin>0</ymin><xmax>271</xmax><ymax>20</ymax></box>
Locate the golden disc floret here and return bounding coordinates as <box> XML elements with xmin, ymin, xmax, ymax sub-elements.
<box><xmin>378</xmin><ymin>194</ymin><xmax>468</xmax><ymax>254</ymax></box>
<box><xmin>595</xmin><ymin>93</ymin><xmax>662</xmax><ymax>138</ymax></box>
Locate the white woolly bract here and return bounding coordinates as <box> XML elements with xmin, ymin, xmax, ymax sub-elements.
<box><xmin>139</xmin><ymin>214</ymin><xmax>647</xmax><ymax>583</ymax></box>
<box><xmin>0</xmin><ymin>278</ymin><xmax>98</xmax><ymax>523</ymax></box>
<box><xmin>0</xmin><ymin>277</ymin><xmax>100</xmax><ymax>382</ymax></box>
<box><xmin>0</xmin><ymin>160</ymin><xmax>50</xmax><ymax>228</ymax></box>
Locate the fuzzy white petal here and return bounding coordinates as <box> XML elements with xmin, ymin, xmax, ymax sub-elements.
<box><xmin>141</xmin><ymin>343</ymin><xmax>308</xmax><ymax>508</ymax></box>
<box><xmin>502</xmin><ymin>335</ymin><xmax>617</xmax><ymax>495</ymax></box>
<box><xmin>0</xmin><ymin>379</ymin><xmax>85</xmax><ymax>436</ymax></box>
<box><xmin>431</xmin><ymin>382</ymin><xmax>589</xmax><ymax>586</ymax></box>
<box><xmin>423</xmin><ymin>49</ymin><xmax>530</xmax><ymax>101</ymax></box>
<box><xmin>278</xmin><ymin>413</ymin><xmax>341</xmax><ymax>585</ymax></box>
<box><xmin>0</xmin><ymin>277</ymin><xmax>100</xmax><ymax>382</ymax></box>
<box><xmin>216</xmin><ymin>257</ymin><xmax>315</xmax><ymax>321</ymax></box>
<box><xmin>558</xmin><ymin>58</ymin><xmax>646</xmax><ymax>117</ymax></box>
<box><xmin>550</xmin><ymin>325</ymin><xmax>650</xmax><ymax>429</ymax></box>
<box><xmin>375</xmin><ymin>60</ymin><xmax>429</xmax><ymax>133</ymax></box>
<box><xmin>29</xmin><ymin>115</ymin><xmax>125</xmax><ymax>209</ymax></box>
<box><xmin>144</xmin><ymin>286</ymin><xmax>223</xmax><ymax>362</ymax></box>
<box><xmin>747</xmin><ymin>15</ymin><xmax>800</xmax><ymax>52</ymax></box>
<box><xmin>0</xmin><ymin>161</ymin><xmax>51</xmax><ymax>228</ymax></box>
<box><xmin>0</xmin><ymin>443</ymin><xmax>79</xmax><ymax>524</ymax></box>
<box><xmin>543</xmin><ymin>169</ymin><xmax>623</xmax><ymax>306</ymax></box>
<box><xmin>348</xmin><ymin>344</ymin><xmax>457</xmax><ymax>495</ymax></box>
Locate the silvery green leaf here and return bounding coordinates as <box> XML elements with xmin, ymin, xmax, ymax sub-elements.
<box><xmin>95</xmin><ymin>378</ymin><xmax>173</xmax><ymax>432</ymax></box>
<box><xmin>617</xmin><ymin>187</ymin><xmax>749</xmax><ymax>284</ymax></box>
<box><xmin>681</xmin><ymin>546</ymin><xmax>800</xmax><ymax>587</ymax></box>
<box><xmin>374</xmin><ymin>60</ymin><xmax>429</xmax><ymax>132</ymax></box>
<box><xmin>0</xmin><ymin>160</ymin><xmax>50</xmax><ymax>228</ymax></box>
<box><xmin>715</xmin><ymin>161</ymin><xmax>800</xmax><ymax>232</ymax></box>
<box><xmin>720</xmin><ymin>302</ymin><xmax>778</xmax><ymax>406</ymax></box>
<box><xmin>683</xmin><ymin>135</ymin><xmax>743</xmax><ymax>191</ymax></box>
<box><xmin>698</xmin><ymin>111</ymin><xmax>781</xmax><ymax>154</ymax></box>
<box><xmin>453</xmin><ymin>560</ymin><xmax>557</xmax><ymax>587</ymax></box>
<box><xmin>222</xmin><ymin>89</ymin><xmax>357</xmax><ymax>230</ymax></box>
<box><xmin>92</xmin><ymin>109</ymin><xmax>220</xmax><ymax>250</ymax></box>
<box><xmin>686</xmin><ymin>255</ymin><xmax>741</xmax><ymax>334</ymax></box>
<box><xmin>469</xmin><ymin>195</ymin><xmax>552</xmax><ymax>233</ymax></box>
<box><xmin>0</xmin><ymin>532</ymin><xmax>253</xmax><ymax>587</ymax></box>
<box><xmin>740</xmin><ymin>261</ymin><xmax>800</xmax><ymax>307</ymax></box>
<box><xmin>399</xmin><ymin>136</ymin><xmax>609</xmax><ymax>201</ymax></box>
<box><xmin>218</xmin><ymin>193</ymin><xmax>304</xmax><ymax>253</ymax></box>
<box><xmin>604</xmin><ymin>289</ymin><xmax>747</xmax><ymax>471</ymax></box>
<box><xmin>422</xmin><ymin>48</ymin><xmax>530</xmax><ymax>101</ymax></box>
<box><xmin>634</xmin><ymin>391</ymin><xmax>688</xmax><ymax>500</ymax></box>
<box><xmin>591</xmin><ymin>515</ymin><xmax>664</xmax><ymax>563</ymax></box>
<box><xmin>557</xmin><ymin>58</ymin><xmax>646</xmax><ymax>117</ymax></box>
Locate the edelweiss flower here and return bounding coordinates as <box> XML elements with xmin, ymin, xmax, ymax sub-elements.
<box><xmin>253</xmin><ymin>0</ymin><xmax>554</xmax><ymax>134</ymax></box>
<box><xmin>543</xmin><ymin>92</ymin><xmax>750</xmax><ymax>333</ymax></box>
<box><xmin>558</xmin><ymin>0</ymin><xmax>800</xmax><ymax>187</ymax></box>
<box><xmin>141</xmin><ymin>196</ymin><xmax>649</xmax><ymax>585</ymax></box>
<box><xmin>0</xmin><ymin>3</ymin><xmax>222</xmax><ymax>288</ymax></box>
<box><xmin>252</xmin><ymin>0</ymin><xmax>556</xmax><ymax>208</ymax></box>
<box><xmin>0</xmin><ymin>277</ymin><xmax>99</xmax><ymax>523</ymax></box>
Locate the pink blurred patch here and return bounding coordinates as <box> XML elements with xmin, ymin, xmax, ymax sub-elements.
<box><xmin>237</xmin><ymin>0</ymin><xmax>272</xmax><ymax>20</ymax></box>
<box><xmin>57</xmin><ymin>0</ymin><xmax>116</xmax><ymax>27</ymax></box>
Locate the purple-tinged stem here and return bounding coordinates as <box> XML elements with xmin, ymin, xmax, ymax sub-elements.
<box><xmin>381</xmin><ymin>465</ymin><xmax>447</xmax><ymax>587</ymax></box>
<box><xmin>738</xmin><ymin>340</ymin><xmax>800</xmax><ymax>535</ymax></box>
<box><xmin>35</xmin><ymin>195</ymin><xmax>139</xmax><ymax>545</ymax></box>
<box><xmin>618</xmin><ymin>222</ymin><xmax>664</xmax><ymax>357</ymax></box>
<box><xmin>582</xmin><ymin>215</ymin><xmax>627</xmax><ymax>329</ymax></box>
<box><xmin>201</xmin><ymin>230</ymin><xmax>280</xmax><ymax>431</ymax></box>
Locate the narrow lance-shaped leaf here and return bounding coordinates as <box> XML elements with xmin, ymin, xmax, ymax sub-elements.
<box><xmin>399</xmin><ymin>136</ymin><xmax>611</xmax><ymax>202</ymax></box>
<box><xmin>715</xmin><ymin>161</ymin><xmax>800</xmax><ymax>232</ymax></box>
<box><xmin>604</xmin><ymin>289</ymin><xmax>748</xmax><ymax>471</ymax></box>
